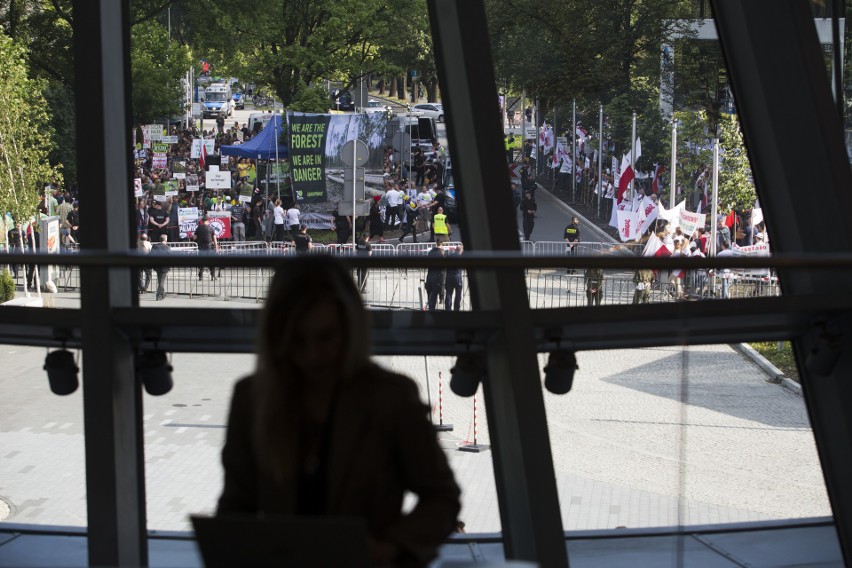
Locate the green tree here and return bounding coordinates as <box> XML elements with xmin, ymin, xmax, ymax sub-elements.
<box><xmin>672</xmin><ymin>110</ymin><xmax>755</xmax><ymax>212</ymax></box>
<box><xmin>184</xmin><ymin>0</ymin><xmax>420</xmax><ymax>106</ymax></box>
<box><xmin>288</xmin><ymin>82</ymin><xmax>332</xmax><ymax>113</ymax></box>
<box><xmin>130</xmin><ymin>19</ymin><xmax>193</xmax><ymax>126</ymax></box>
<box><xmin>0</xmin><ymin>32</ymin><xmax>62</xmax><ymax>227</ymax></box>
<box><xmin>717</xmin><ymin>113</ymin><xmax>755</xmax><ymax>211</ymax></box>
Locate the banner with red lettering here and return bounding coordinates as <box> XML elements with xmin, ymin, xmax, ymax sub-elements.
<box><xmin>678</xmin><ymin>208</ymin><xmax>706</xmax><ymax>237</ymax></box>
<box><xmin>636</xmin><ymin>196</ymin><xmax>658</xmax><ymax>237</ymax></box>
<box><xmin>617</xmin><ymin>209</ymin><xmax>640</xmax><ymax>242</ymax></box>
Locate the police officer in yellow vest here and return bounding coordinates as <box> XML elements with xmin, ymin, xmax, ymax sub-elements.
<box><xmin>504</xmin><ymin>133</ymin><xmax>515</xmax><ymax>163</ymax></box>
<box><xmin>432</xmin><ymin>206</ymin><xmax>451</xmax><ymax>241</ymax></box>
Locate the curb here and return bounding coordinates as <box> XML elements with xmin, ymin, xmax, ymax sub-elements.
<box><xmin>733</xmin><ymin>343</ymin><xmax>802</xmax><ymax>396</ymax></box>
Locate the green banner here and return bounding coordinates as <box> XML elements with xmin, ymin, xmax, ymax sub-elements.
<box><xmin>287</xmin><ymin>113</ymin><xmax>331</xmax><ymax>203</ymax></box>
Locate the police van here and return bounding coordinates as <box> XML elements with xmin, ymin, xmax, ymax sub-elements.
<box><xmin>203</xmin><ymin>83</ymin><xmax>234</xmax><ymax>118</ymax></box>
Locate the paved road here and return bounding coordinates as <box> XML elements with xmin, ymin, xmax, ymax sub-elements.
<box><xmin>0</xmin><ymin>335</ymin><xmax>830</xmax><ymax>533</ymax></box>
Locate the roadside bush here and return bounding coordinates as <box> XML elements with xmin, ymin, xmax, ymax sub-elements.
<box><xmin>0</xmin><ymin>269</ymin><xmax>15</xmax><ymax>303</ymax></box>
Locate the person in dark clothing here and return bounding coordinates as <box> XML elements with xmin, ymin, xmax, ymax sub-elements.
<box><xmin>425</xmin><ymin>242</ymin><xmax>446</xmax><ymax>311</ymax></box>
<box><xmin>151</xmin><ymin>234</ymin><xmax>171</xmax><ymax>300</ymax></box>
<box><xmin>192</xmin><ymin>215</ymin><xmax>218</xmax><ymax>280</ymax></box>
<box><xmin>355</xmin><ymin>234</ymin><xmax>371</xmax><ymax>293</ymax></box>
<box><xmin>333</xmin><ymin>210</ymin><xmax>351</xmax><ymax>245</ymax></box>
<box><xmin>444</xmin><ymin>245</ymin><xmax>464</xmax><ymax>311</ymax></box>
<box><xmin>520</xmin><ymin>190</ymin><xmax>537</xmax><ymax>241</ymax></box>
<box><xmin>67</xmin><ymin>202</ymin><xmax>81</xmax><ymax>244</ymax></box>
<box><xmin>293</xmin><ymin>225</ymin><xmax>312</xmax><ymax>254</ymax></box>
<box><xmin>7</xmin><ymin>223</ymin><xmax>22</xmax><ymax>279</ymax></box>
<box><xmin>369</xmin><ymin>196</ymin><xmax>384</xmax><ymax>242</ymax></box>
<box><xmin>24</xmin><ymin>224</ymin><xmax>40</xmax><ymax>290</ymax></box>
<box><xmin>564</xmin><ymin>216</ymin><xmax>581</xmax><ymax>274</ymax></box>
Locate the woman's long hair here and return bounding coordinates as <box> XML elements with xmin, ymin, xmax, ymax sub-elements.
<box><xmin>252</xmin><ymin>255</ymin><xmax>371</xmax><ymax>484</ymax></box>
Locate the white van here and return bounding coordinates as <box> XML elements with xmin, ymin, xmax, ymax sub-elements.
<box><xmin>203</xmin><ymin>83</ymin><xmax>233</xmax><ymax>118</ymax></box>
<box><xmin>247</xmin><ymin>112</ymin><xmax>275</xmax><ymax>134</ymax></box>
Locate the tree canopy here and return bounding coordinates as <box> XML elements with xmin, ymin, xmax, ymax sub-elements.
<box><xmin>0</xmin><ymin>31</ymin><xmax>62</xmax><ymax>225</ymax></box>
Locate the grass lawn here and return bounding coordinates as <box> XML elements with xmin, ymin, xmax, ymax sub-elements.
<box><xmin>750</xmin><ymin>341</ymin><xmax>800</xmax><ymax>382</ymax></box>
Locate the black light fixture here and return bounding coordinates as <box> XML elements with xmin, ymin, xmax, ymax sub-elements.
<box><xmin>44</xmin><ymin>348</ymin><xmax>79</xmax><ymax>395</ymax></box>
<box><xmin>139</xmin><ymin>350</ymin><xmax>174</xmax><ymax>396</ymax></box>
<box><xmin>450</xmin><ymin>353</ymin><xmax>485</xmax><ymax>397</ymax></box>
<box><xmin>544</xmin><ymin>349</ymin><xmax>578</xmax><ymax>395</ymax></box>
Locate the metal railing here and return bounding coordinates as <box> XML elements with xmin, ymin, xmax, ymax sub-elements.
<box><xmin>3</xmin><ymin>240</ymin><xmax>780</xmax><ymax>308</ymax></box>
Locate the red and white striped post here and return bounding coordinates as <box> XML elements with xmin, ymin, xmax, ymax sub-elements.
<box><xmin>434</xmin><ymin>371</ymin><xmax>454</xmax><ymax>432</ymax></box>
<box><xmin>458</xmin><ymin>394</ymin><xmax>490</xmax><ymax>453</ymax></box>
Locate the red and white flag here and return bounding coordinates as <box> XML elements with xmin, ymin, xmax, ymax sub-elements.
<box><xmin>651</xmin><ymin>164</ymin><xmax>665</xmax><ymax>194</ymax></box>
<box><xmin>642</xmin><ymin>232</ymin><xmax>673</xmax><ymax>257</ymax></box>
<box><xmin>576</xmin><ymin>126</ymin><xmax>588</xmax><ymax>154</ymax></box>
<box><xmin>617</xmin><ymin>164</ymin><xmax>634</xmax><ymax>204</ymax></box>
<box><xmin>199</xmin><ymin>141</ymin><xmax>207</xmax><ymax>171</ymax></box>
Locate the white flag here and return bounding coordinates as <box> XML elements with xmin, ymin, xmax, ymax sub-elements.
<box><xmin>617</xmin><ymin>209</ymin><xmax>640</xmax><ymax>242</ymax></box>
<box><xmin>636</xmin><ymin>195</ymin><xmax>658</xmax><ymax>237</ymax></box>
<box><xmin>632</xmin><ymin>137</ymin><xmax>642</xmax><ymax>164</ymax></box>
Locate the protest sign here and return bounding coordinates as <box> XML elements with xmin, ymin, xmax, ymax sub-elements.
<box><xmin>207</xmin><ymin>211</ymin><xmax>232</xmax><ymax>239</ymax></box>
<box><xmin>133</xmin><ymin>178</ymin><xmax>143</xmax><ymax>198</ymax></box>
<box><xmin>287</xmin><ymin>112</ymin><xmax>389</xmax><ymax>203</ymax></box>
<box><xmin>162</xmin><ymin>135</ymin><xmax>178</xmax><ymax>144</ymax></box>
<box><xmin>191</xmin><ymin>139</ymin><xmax>216</xmax><ymax>159</ymax></box>
<box><xmin>141</xmin><ymin>124</ymin><xmax>163</xmax><ymax>148</ymax></box>
<box><xmin>678</xmin><ymin>208</ymin><xmax>706</xmax><ymax>237</ymax></box>
<box><xmin>185</xmin><ymin>174</ymin><xmax>199</xmax><ymax>192</ymax></box>
<box><xmin>300</xmin><ymin>212</ymin><xmax>334</xmax><ymax>230</ymax></box>
<box><xmin>152</xmin><ymin>154</ymin><xmax>168</xmax><ymax>169</ymax></box>
<box><xmin>152</xmin><ymin>143</ymin><xmax>169</xmax><ymax>153</ymax></box>
<box><xmin>151</xmin><ymin>182</ymin><xmax>167</xmax><ymax>202</ymax></box>
<box><xmin>164</xmin><ymin>180</ymin><xmax>179</xmax><ymax>197</ymax></box>
<box><xmin>178</xmin><ymin>207</ymin><xmax>200</xmax><ymax>239</ymax></box>
<box><xmin>288</xmin><ymin>113</ymin><xmax>331</xmax><ymax>202</ymax></box>
<box><xmin>172</xmin><ymin>160</ymin><xmax>187</xmax><ymax>179</ymax></box>
<box><xmin>205</xmin><ymin>167</ymin><xmax>231</xmax><ymax>189</ymax></box>
<box><xmin>238</xmin><ymin>181</ymin><xmax>253</xmax><ymax>203</ymax></box>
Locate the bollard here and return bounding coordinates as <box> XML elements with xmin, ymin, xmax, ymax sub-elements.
<box><xmin>434</xmin><ymin>371</ymin><xmax>454</xmax><ymax>432</ymax></box>
<box><xmin>458</xmin><ymin>394</ymin><xmax>490</xmax><ymax>453</ymax></box>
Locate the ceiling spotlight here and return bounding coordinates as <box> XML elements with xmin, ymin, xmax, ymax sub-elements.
<box><xmin>44</xmin><ymin>349</ymin><xmax>79</xmax><ymax>395</ymax></box>
<box><xmin>450</xmin><ymin>353</ymin><xmax>485</xmax><ymax>397</ymax></box>
<box><xmin>139</xmin><ymin>350</ymin><xmax>174</xmax><ymax>396</ymax></box>
<box><xmin>544</xmin><ymin>349</ymin><xmax>578</xmax><ymax>395</ymax></box>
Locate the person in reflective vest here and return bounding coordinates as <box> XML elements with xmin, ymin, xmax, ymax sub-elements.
<box><xmin>432</xmin><ymin>207</ymin><xmax>450</xmax><ymax>241</ymax></box>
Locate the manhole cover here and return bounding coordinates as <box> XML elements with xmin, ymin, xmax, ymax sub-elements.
<box><xmin>0</xmin><ymin>498</ymin><xmax>11</xmax><ymax>521</ymax></box>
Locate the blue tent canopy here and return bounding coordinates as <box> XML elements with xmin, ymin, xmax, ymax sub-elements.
<box><xmin>219</xmin><ymin>114</ymin><xmax>289</xmax><ymax>160</ymax></box>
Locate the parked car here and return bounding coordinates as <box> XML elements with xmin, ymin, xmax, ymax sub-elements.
<box><xmin>331</xmin><ymin>89</ymin><xmax>355</xmax><ymax>111</ymax></box>
<box><xmin>412</xmin><ymin>103</ymin><xmax>444</xmax><ymax>123</ymax></box>
<box><xmin>232</xmin><ymin>92</ymin><xmax>244</xmax><ymax>110</ymax></box>
<box><xmin>365</xmin><ymin>100</ymin><xmax>390</xmax><ymax>114</ymax></box>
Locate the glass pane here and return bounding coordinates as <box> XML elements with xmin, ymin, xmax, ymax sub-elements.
<box><xmin>373</xmin><ymin>356</ymin><xmax>499</xmax><ymax>533</ymax></box>
<box><xmin>484</xmin><ymin>1</ymin><xmax>772</xmax><ymax>299</ymax></box>
<box><xmin>0</xmin><ymin>345</ymin><xmax>85</xmax><ymax>527</ymax></box>
<box><xmin>545</xmin><ymin>345</ymin><xmax>831</xmax><ymax>530</ymax></box>
<box><xmin>144</xmin><ymin>354</ymin><xmax>249</xmax><ymax>530</ymax></box>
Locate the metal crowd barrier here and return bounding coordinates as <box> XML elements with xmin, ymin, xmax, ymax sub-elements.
<box><xmin>5</xmin><ymin>240</ymin><xmax>780</xmax><ymax>308</ymax></box>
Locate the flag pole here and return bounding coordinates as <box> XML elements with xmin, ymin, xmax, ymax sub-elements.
<box><xmin>630</xmin><ymin>112</ymin><xmax>637</xmax><ymax>203</ymax></box>
<box><xmin>710</xmin><ymin>139</ymin><xmax>720</xmax><ymax>257</ymax></box>
<box><xmin>597</xmin><ymin>104</ymin><xmax>603</xmax><ymax>217</ymax></box>
<box><xmin>571</xmin><ymin>99</ymin><xmax>576</xmax><ymax>201</ymax></box>
<box><xmin>670</xmin><ymin>119</ymin><xmax>677</xmax><ymax>210</ymax></box>
<box><xmin>521</xmin><ymin>87</ymin><xmax>526</xmax><ymax>150</ymax></box>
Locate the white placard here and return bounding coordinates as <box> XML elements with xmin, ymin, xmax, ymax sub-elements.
<box><xmin>206</xmin><ymin>169</ymin><xmax>231</xmax><ymax>189</ymax></box>
<box><xmin>133</xmin><ymin>178</ymin><xmax>143</xmax><ymax>197</ymax></box>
